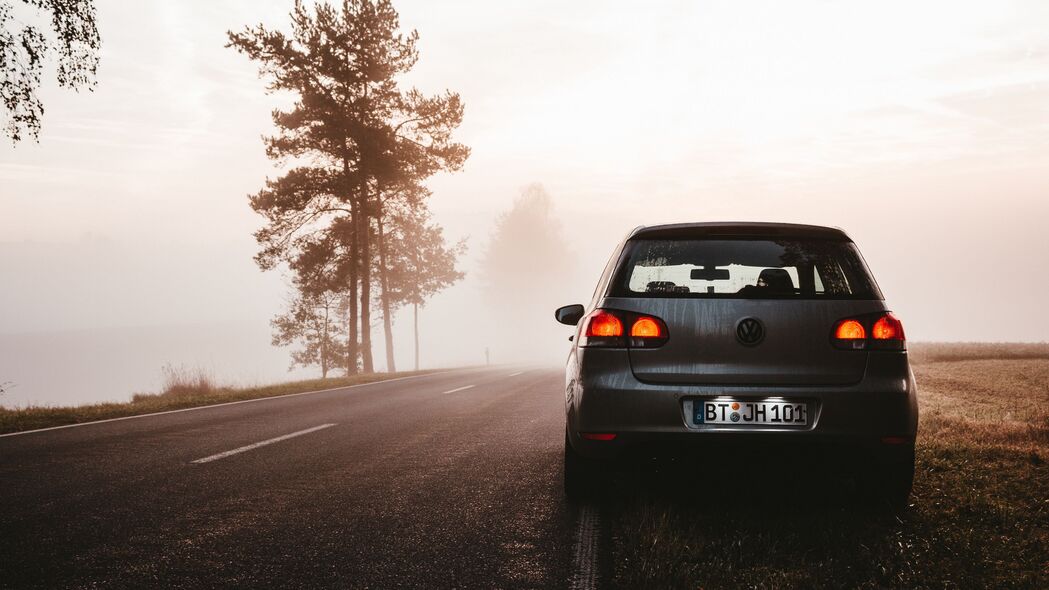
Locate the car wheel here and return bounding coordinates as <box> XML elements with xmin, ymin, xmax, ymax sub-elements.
<box><xmin>564</xmin><ymin>430</ymin><xmax>603</xmax><ymax>503</ymax></box>
<box><xmin>868</xmin><ymin>444</ymin><xmax>915</xmax><ymax>511</ymax></box>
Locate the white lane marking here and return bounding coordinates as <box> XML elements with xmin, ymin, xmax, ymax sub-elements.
<box><xmin>508</xmin><ymin>371</ymin><xmax>524</xmax><ymax>377</ymax></box>
<box><xmin>191</xmin><ymin>423</ymin><xmax>336</xmax><ymax>464</ymax></box>
<box><xmin>0</xmin><ymin>369</ymin><xmax>477</xmax><ymax>439</ymax></box>
<box><xmin>570</xmin><ymin>505</ymin><xmax>601</xmax><ymax>590</ymax></box>
<box><xmin>442</xmin><ymin>385</ymin><xmax>475</xmax><ymax>395</ymax></box>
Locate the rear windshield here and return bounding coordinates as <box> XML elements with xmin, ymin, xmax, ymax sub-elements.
<box><xmin>609</xmin><ymin>239</ymin><xmax>882</xmax><ymax>299</ymax></box>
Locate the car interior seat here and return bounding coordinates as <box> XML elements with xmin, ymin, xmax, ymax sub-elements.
<box><xmin>757</xmin><ymin>268</ymin><xmax>795</xmax><ymax>294</ymax></box>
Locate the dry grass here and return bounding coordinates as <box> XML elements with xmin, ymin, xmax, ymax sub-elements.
<box><xmin>917</xmin><ymin>357</ymin><xmax>1049</xmax><ymax>453</ymax></box>
<box><xmin>908</xmin><ymin>341</ymin><xmax>1049</xmax><ymax>364</ymax></box>
<box><xmin>0</xmin><ymin>368</ymin><xmax>441</xmax><ymax>435</ymax></box>
<box><xmin>134</xmin><ymin>363</ymin><xmax>220</xmax><ymax>401</ymax></box>
<box><xmin>609</xmin><ymin>342</ymin><xmax>1049</xmax><ymax>589</ymax></box>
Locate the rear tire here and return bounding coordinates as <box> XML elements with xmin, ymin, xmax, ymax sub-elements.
<box><xmin>564</xmin><ymin>431</ymin><xmax>603</xmax><ymax>503</ymax></box>
<box><xmin>867</xmin><ymin>445</ymin><xmax>915</xmax><ymax>511</ymax></box>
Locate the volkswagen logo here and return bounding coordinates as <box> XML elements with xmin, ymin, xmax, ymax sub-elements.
<box><xmin>736</xmin><ymin>317</ymin><xmax>765</xmax><ymax>346</ymax></box>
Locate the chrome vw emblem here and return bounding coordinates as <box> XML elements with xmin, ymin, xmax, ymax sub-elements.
<box><xmin>736</xmin><ymin>317</ymin><xmax>765</xmax><ymax>346</ymax></box>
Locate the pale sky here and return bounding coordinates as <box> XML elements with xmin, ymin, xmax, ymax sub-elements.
<box><xmin>2</xmin><ymin>0</ymin><xmax>1049</xmax><ymax>403</ymax></box>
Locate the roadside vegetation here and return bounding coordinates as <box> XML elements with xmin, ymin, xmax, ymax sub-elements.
<box><xmin>608</xmin><ymin>342</ymin><xmax>1049</xmax><ymax>589</ymax></box>
<box><xmin>0</xmin><ymin>366</ymin><xmax>439</xmax><ymax>435</ymax></box>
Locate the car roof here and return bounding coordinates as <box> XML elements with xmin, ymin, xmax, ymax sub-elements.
<box><xmin>627</xmin><ymin>222</ymin><xmax>851</xmax><ymax>241</ymax></box>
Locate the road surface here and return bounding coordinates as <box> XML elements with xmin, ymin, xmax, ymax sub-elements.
<box><xmin>1</xmin><ymin>367</ymin><xmax>602</xmax><ymax>589</ymax></box>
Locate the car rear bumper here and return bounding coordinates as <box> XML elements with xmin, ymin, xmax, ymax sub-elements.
<box><xmin>566</xmin><ymin>349</ymin><xmax>918</xmax><ymax>460</ymax></box>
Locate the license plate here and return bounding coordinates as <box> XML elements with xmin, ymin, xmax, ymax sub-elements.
<box><xmin>694</xmin><ymin>400</ymin><xmax>808</xmax><ymax>426</ymax></box>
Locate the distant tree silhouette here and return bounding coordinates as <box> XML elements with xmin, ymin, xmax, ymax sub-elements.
<box><xmin>480</xmin><ymin>184</ymin><xmax>575</xmax><ymax>362</ymax></box>
<box><xmin>481</xmin><ymin>184</ymin><xmax>572</xmax><ymax>301</ymax></box>
<box><xmin>380</xmin><ymin>191</ymin><xmax>465</xmax><ymax>370</ymax></box>
<box><xmin>1</xmin><ymin>0</ymin><xmax>100</xmax><ymax>142</ymax></box>
<box><xmin>229</xmin><ymin>0</ymin><xmax>468</xmax><ymax>374</ymax></box>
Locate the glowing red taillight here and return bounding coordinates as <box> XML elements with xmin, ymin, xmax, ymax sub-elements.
<box><xmin>585</xmin><ymin>310</ymin><xmax>623</xmax><ymax>337</ymax></box>
<box><xmin>630</xmin><ymin>316</ymin><xmax>664</xmax><ymax>338</ymax></box>
<box><xmin>581</xmin><ymin>433</ymin><xmax>617</xmax><ymax>441</ymax></box>
<box><xmin>872</xmin><ymin>312</ymin><xmax>905</xmax><ymax>341</ymax></box>
<box><xmin>579</xmin><ymin>309</ymin><xmax>668</xmax><ymax>348</ymax></box>
<box><xmin>834</xmin><ymin>319</ymin><xmax>866</xmax><ymax>340</ymax></box>
<box><xmin>832</xmin><ymin>312</ymin><xmax>906</xmax><ymax>351</ymax></box>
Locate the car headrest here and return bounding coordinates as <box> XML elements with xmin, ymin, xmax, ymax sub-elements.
<box><xmin>758</xmin><ymin>268</ymin><xmax>794</xmax><ymax>292</ymax></box>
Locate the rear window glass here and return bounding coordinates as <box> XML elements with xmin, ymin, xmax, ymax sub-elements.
<box><xmin>609</xmin><ymin>239</ymin><xmax>882</xmax><ymax>299</ymax></box>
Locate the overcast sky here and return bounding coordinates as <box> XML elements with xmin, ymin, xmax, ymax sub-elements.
<box><xmin>2</xmin><ymin>0</ymin><xmax>1049</xmax><ymax>403</ymax></box>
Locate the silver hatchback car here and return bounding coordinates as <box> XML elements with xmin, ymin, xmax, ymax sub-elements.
<box><xmin>555</xmin><ymin>222</ymin><xmax>918</xmax><ymax>508</ymax></box>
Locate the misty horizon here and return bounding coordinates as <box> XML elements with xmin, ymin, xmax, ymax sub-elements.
<box><xmin>4</xmin><ymin>0</ymin><xmax>1049</xmax><ymax>407</ymax></box>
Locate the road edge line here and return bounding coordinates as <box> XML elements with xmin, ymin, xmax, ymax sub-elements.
<box><xmin>0</xmin><ymin>369</ymin><xmax>474</xmax><ymax>439</ymax></box>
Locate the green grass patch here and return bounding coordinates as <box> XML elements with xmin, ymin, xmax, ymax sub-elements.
<box><xmin>0</xmin><ymin>370</ymin><xmax>442</xmax><ymax>435</ymax></box>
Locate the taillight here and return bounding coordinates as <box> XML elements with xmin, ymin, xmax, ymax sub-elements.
<box><xmin>580</xmin><ymin>309</ymin><xmax>625</xmax><ymax>348</ymax></box>
<box><xmin>872</xmin><ymin>313</ymin><xmax>904</xmax><ymax>341</ymax></box>
<box><xmin>835</xmin><ymin>319</ymin><xmax>866</xmax><ymax>341</ymax></box>
<box><xmin>579</xmin><ymin>309</ymin><xmax>668</xmax><ymax>348</ymax></box>
<box><xmin>628</xmin><ymin>315</ymin><xmax>668</xmax><ymax>348</ymax></box>
<box><xmin>585</xmin><ymin>310</ymin><xmax>623</xmax><ymax>338</ymax></box>
<box><xmin>630</xmin><ymin>316</ymin><xmax>662</xmax><ymax>338</ymax></box>
<box><xmin>832</xmin><ymin>312</ymin><xmax>906</xmax><ymax>351</ymax></box>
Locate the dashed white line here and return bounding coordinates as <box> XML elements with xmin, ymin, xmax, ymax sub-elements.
<box><xmin>508</xmin><ymin>371</ymin><xmax>524</xmax><ymax>377</ymax></box>
<box><xmin>191</xmin><ymin>423</ymin><xmax>336</xmax><ymax>464</ymax></box>
<box><xmin>570</xmin><ymin>505</ymin><xmax>601</xmax><ymax>590</ymax></box>
<box><xmin>442</xmin><ymin>385</ymin><xmax>475</xmax><ymax>394</ymax></box>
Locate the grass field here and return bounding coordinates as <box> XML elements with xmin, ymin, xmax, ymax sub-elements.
<box><xmin>0</xmin><ymin>369</ymin><xmax>441</xmax><ymax>435</ymax></box>
<box><xmin>608</xmin><ymin>343</ymin><xmax>1049</xmax><ymax>589</ymax></box>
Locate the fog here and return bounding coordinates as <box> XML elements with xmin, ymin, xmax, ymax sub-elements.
<box><xmin>3</xmin><ymin>0</ymin><xmax>1049</xmax><ymax>406</ymax></box>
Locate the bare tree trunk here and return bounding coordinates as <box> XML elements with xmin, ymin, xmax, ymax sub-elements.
<box><xmin>359</xmin><ymin>182</ymin><xmax>375</xmax><ymax>374</ymax></box>
<box><xmin>376</xmin><ymin>210</ymin><xmax>396</xmax><ymax>373</ymax></box>
<box><xmin>412</xmin><ymin>241</ymin><xmax>421</xmax><ymax>372</ymax></box>
<box><xmin>355</xmin><ymin>88</ymin><xmax>374</xmax><ymax>375</ymax></box>
<box><xmin>321</xmin><ymin>303</ymin><xmax>330</xmax><ymax>379</ymax></box>
<box><xmin>348</xmin><ymin>266</ymin><xmax>359</xmax><ymax>375</ymax></box>
<box><xmin>345</xmin><ymin>159</ymin><xmax>359</xmax><ymax>376</ymax></box>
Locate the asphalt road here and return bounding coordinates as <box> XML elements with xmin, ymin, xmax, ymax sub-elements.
<box><xmin>0</xmin><ymin>367</ymin><xmax>590</xmax><ymax>589</ymax></box>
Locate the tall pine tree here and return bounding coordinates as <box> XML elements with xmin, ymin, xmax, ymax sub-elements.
<box><xmin>229</xmin><ymin>0</ymin><xmax>468</xmax><ymax>374</ymax></box>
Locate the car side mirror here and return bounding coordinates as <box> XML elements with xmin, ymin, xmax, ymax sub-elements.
<box><xmin>554</xmin><ymin>304</ymin><xmax>585</xmax><ymax>325</ymax></box>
